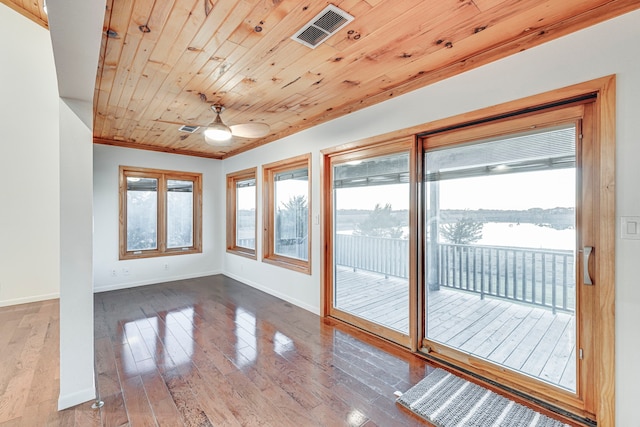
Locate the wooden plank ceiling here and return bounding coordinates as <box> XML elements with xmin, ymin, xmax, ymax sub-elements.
<box><xmin>5</xmin><ymin>0</ymin><xmax>639</xmax><ymax>159</ymax></box>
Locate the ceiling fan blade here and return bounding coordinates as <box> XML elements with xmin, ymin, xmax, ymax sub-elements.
<box><xmin>230</xmin><ymin>123</ymin><xmax>270</xmax><ymax>138</ymax></box>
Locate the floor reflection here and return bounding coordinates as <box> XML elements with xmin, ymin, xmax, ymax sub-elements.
<box><xmin>120</xmin><ymin>306</ymin><xmax>196</xmax><ymax>376</ymax></box>
<box><xmin>95</xmin><ymin>276</ymin><xmax>436</xmax><ymax>426</ymax></box>
<box><xmin>234</xmin><ymin>307</ymin><xmax>257</xmax><ymax>367</ymax></box>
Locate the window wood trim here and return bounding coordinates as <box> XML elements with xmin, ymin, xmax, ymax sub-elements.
<box><xmin>119</xmin><ymin>166</ymin><xmax>202</xmax><ymax>260</ymax></box>
<box><xmin>226</xmin><ymin>167</ymin><xmax>257</xmax><ymax>259</ymax></box>
<box><xmin>262</xmin><ymin>153</ymin><xmax>312</xmax><ymax>274</ymax></box>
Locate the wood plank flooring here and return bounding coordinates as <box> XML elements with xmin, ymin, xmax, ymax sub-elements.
<box><xmin>335</xmin><ymin>267</ymin><xmax>576</xmax><ymax>391</ymax></box>
<box><xmin>0</xmin><ymin>275</ymin><xmax>437</xmax><ymax>426</ymax></box>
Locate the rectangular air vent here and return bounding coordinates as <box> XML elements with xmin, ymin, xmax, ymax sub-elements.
<box><xmin>291</xmin><ymin>4</ymin><xmax>354</xmax><ymax>49</ymax></box>
<box><xmin>178</xmin><ymin>125</ymin><xmax>200</xmax><ymax>133</ymax></box>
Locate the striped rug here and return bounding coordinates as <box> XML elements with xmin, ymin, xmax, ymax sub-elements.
<box><xmin>396</xmin><ymin>368</ymin><xmax>570</xmax><ymax>427</ymax></box>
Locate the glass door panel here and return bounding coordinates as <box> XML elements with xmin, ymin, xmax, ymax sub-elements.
<box><xmin>424</xmin><ymin>124</ymin><xmax>577</xmax><ymax>392</ymax></box>
<box><xmin>333</xmin><ymin>151</ymin><xmax>411</xmax><ymax>337</ymax></box>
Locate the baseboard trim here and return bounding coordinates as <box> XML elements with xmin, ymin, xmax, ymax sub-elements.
<box><xmin>223</xmin><ymin>272</ymin><xmax>320</xmax><ymax>315</ymax></box>
<box><xmin>0</xmin><ymin>293</ymin><xmax>59</xmax><ymax>308</ymax></box>
<box><xmin>58</xmin><ymin>387</ymin><xmax>95</xmax><ymax>410</ymax></box>
<box><xmin>93</xmin><ymin>270</ymin><xmax>222</xmax><ymax>293</ymax></box>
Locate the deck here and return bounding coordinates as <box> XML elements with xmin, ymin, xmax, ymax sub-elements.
<box><xmin>334</xmin><ymin>266</ymin><xmax>575</xmax><ymax>391</ymax></box>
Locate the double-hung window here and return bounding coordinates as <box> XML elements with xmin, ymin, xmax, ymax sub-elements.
<box><xmin>263</xmin><ymin>154</ymin><xmax>311</xmax><ymax>274</ymax></box>
<box><xmin>119</xmin><ymin>166</ymin><xmax>202</xmax><ymax>259</ymax></box>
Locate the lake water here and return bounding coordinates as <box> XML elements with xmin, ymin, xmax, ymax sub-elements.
<box><xmin>476</xmin><ymin>222</ymin><xmax>574</xmax><ymax>250</ymax></box>
<box><xmin>339</xmin><ymin>222</ymin><xmax>575</xmax><ymax>251</ymax></box>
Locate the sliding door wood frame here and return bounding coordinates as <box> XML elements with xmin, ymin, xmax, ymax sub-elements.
<box><xmin>321</xmin><ymin>137</ymin><xmax>419</xmax><ymax>349</ymax></box>
<box><xmin>320</xmin><ymin>75</ymin><xmax>615</xmax><ymax>426</ymax></box>
<box><xmin>420</xmin><ymin>102</ymin><xmax>593</xmax><ymax>419</ymax></box>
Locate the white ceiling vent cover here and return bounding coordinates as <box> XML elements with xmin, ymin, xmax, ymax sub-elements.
<box><xmin>291</xmin><ymin>4</ymin><xmax>354</xmax><ymax>49</ymax></box>
<box><xmin>178</xmin><ymin>125</ymin><xmax>200</xmax><ymax>133</ymax></box>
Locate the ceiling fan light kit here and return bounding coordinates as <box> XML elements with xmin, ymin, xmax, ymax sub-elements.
<box><xmin>203</xmin><ymin>105</ymin><xmax>233</xmax><ymax>143</ymax></box>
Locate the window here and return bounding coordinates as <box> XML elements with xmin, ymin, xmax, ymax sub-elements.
<box><xmin>119</xmin><ymin>166</ymin><xmax>202</xmax><ymax>259</ymax></box>
<box><xmin>226</xmin><ymin>168</ymin><xmax>257</xmax><ymax>258</ymax></box>
<box><xmin>263</xmin><ymin>154</ymin><xmax>311</xmax><ymax>274</ymax></box>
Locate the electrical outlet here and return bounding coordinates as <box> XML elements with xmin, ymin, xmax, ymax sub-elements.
<box><xmin>110</xmin><ymin>269</ymin><xmax>117</xmax><ymax>277</ymax></box>
<box><xmin>164</xmin><ymin>263</ymin><xmax>169</xmax><ymax>270</ymax></box>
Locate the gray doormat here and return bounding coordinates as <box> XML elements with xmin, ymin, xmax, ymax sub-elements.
<box><xmin>396</xmin><ymin>368</ymin><xmax>570</xmax><ymax>427</ymax></box>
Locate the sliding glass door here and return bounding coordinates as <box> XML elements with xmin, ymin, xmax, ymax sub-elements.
<box><xmin>323</xmin><ymin>84</ymin><xmax>614</xmax><ymax>420</ymax></box>
<box><xmin>424</xmin><ymin>124</ymin><xmax>578</xmax><ymax>391</ymax></box>
<box><xmin>327</xmin><ymin>139</ymin><xmax>415</xmax><ymax>346</ymax></box>
<box><xmin>420</xmin><ymin>102</ymin><xmax>600</xmax><ymax>415</ymax></box>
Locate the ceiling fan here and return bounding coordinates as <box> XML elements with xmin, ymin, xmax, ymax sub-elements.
<box><xmin>201</xmin><ymin>104</ymin><xmax>270</xmax><ymax>145</ymax></box>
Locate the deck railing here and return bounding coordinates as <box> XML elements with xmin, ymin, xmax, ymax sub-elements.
<box><xmin>334</xmin><ymin>234</ymin><xmax>575</xmax><ymax>314</ymax></box>
<box><xmin>437</xmin><ymin>243</ymin><xmax>575</xmax><ymax>313</ymax></box>
<box><xmin>334</xmin><ymin>234</ymin><xmax>409</xmax><ymax>279</ymax></box>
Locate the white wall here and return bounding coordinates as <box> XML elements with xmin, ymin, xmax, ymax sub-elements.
<box><xmin>222</xmin><ymin>10</ymin><xmax>640</xmax><ymax>425</ymax></box>
<box><xmin>93</xmin><ymin>145</ymin><xmax>223</xmax><ymax>292</ymax></box>
<box><xmin>58</xmin><ymin>99</ymin><xmax>95</xmax><ymax>409</ymax></box>
<box><xmin>0</xmin><ymin>5</ymin><xmax>60</xmax><ymax>307</ymax></box>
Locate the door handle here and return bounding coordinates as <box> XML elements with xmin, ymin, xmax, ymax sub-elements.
<box><xmin>583</xmin><ymin>246</ymin><xmax>593</xmax><ymax>285</ymax></box>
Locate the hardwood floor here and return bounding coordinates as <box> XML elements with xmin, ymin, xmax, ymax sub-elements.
<box><xmin>0</xmin><ymin>275</ymin><xmax>436</xmax><ymax>426</ymax></box>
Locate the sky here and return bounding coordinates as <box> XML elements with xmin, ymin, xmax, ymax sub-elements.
<box><xmin>335</xmin><ymin>168</ymin><xmax>575</xmax><ymax>211</ymax></box>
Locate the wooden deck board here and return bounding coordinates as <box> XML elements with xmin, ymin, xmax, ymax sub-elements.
<box><xmin>334</xmin><ymin>266</ymin><xmax>576</xmax><ymax>390</ymax></box>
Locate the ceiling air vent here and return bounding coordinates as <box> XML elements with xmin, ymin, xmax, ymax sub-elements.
<box><xmin>291</xmin><ymin>4</ymin><xmax>354</xmax><ymax>49</ymax></box>
<box><xmin>178</xmin><ymin>125</ymin><xmax>200</xmax><ymax>133</ymax></box>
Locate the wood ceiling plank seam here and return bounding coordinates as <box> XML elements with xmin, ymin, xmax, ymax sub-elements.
<box><xmin>125</xmin><ymin>0</ymin><xmax>203</xmax><ymax>124</ymax></box>
<box><xmin>145</xmin><ymin>0</ymin><xmax>296</xmax><ymax>130</ymax></box>
<box><xmin>205</xmin><ymin>2</ymin><xmax>337</xmax><ymax>95</ymax></box>
<box><xmin>186</xmin><ymin>0</ymin><xmax>240</xmax><ymax>49</ymax></box>
<box><xmin>143</xmin><ymin>0</ymin><xmax>179</xmax><ymax>43</ymax></box>
<box><xmin>145</xmin><ymin>0</ymin><xmax>242</xmax><ymax>101</ymax></box>
<box><xmin>181</xmin><ymin>45</ymin><xmax>247</xmax><ymax>117</ymax></box>
<box><xmin>118</xmin><ymin>38</ymin><xmax>169</xmax><ymax>138</ymax></box>
<box><xmin>249</xmin><ymin>0</ymin><xmax>459</xmax><ymax>108</ymax></box>
<box><xmin>214</xmin><ymin>8</ymin><xmax>323</xmax><ymax>92</ymax></box>
<box><xmin>93</xmin><ymin>0</ymin><xmax>114</xmax><ymax>134</ymax></box>
<box><xmin>378</xmin><ymin>0</ymin><xmax>614</xmax><ymax>83</ymax></box>
<box><xmin>218</xmin><ymin>42</ymin><xmax>327</xmax><ymax>113</ymax></box>
<box><xmin>306</xmin><ymin>0</ymin><xmax>481</xmax><ymax>86</ymax></box>
<box><xmin>134</xmin><ymin>0</ymin><xmax>234</xmax><ymax>128</ymax></box>
<box><xmin>247</xmin><ymin>0</ymin><xmax>640</xmax><ymax>151</ymax></box>
<box><xmin>128</xmin><ymin>122</ymin><xmax>158</xmax><ymax>146</ymax></box>
<box><xmin>117</xmin><ymin>0</ymin><xmax>180</xmax><ymax>120</ymax></box>
<box><xmin>95</xmin><ymin>0</ymin><xmax>137</xmax><ymax>139</ymax></box>
<box><xmin>328</xmin><ymin>0</ymin><xmax>437</xmax><ymax>52</ymax></box>
<box><xmin>111</xmin><ymin>32</ymin><xmax>144</xmax><ymax>113</ymax></box>
<box><xmin>471</xmin><ymin>0</ymin><xmax>510</xmax><ymax>12</ymax></box>
<box><xmin>176</xmin><ymin>1</ymin><xmax>259</xmax><ymax>108</ymax></box>
<box><xmin>297</xmin><ymin>0</ymin><xmax>551</xmax><ymax>107</ymax></box>
<box><xmin>225</xmin><ymin>0</ymin><xmax>299</xmax><ymax>47</ymax></box>
<box><xmin>209</xmin><ymin>2</ymin><xmax>359</xmax><ymax>124</ymax></box>
<box><xmin>181</xmin><ymin>4</ymin><xmax>253</xmax><ymax>91</ymax></box>
<box><xmin>163</xmin><ymin>2</ymin><xmax>255</xmax><ymax>122</ymax></box>
<box><xmin>208</xmin><ymin>0</ymin><xmax>624</xmax><ymax>157</ymax></box>
<box><xmin>156</xmin><ymin>14</ymin><xmax>252</xmax><ymax>123</ymax></box>
<box><xmin>305</xmin><ymin>5</ymin><xmax>503</xmax><ymax>93</ymax></box>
